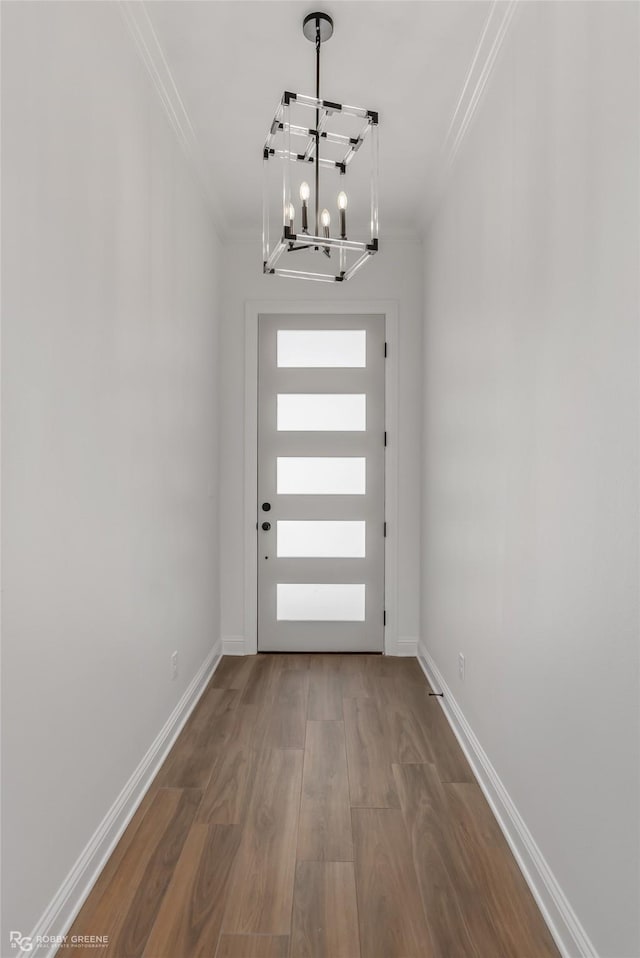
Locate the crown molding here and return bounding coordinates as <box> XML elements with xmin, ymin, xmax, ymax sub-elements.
<box><xmin>444</xmin><ymin>0</ymin><xmax>518</xmax><ymax>167</ymax></box>
<box><xmin>119</xmin><ymin>0</ymin><xmax>227</xmax><ymax>237</ymax></box>
<box><xmin>416</xmin><ymin>0</ymin><xmax>518</xmax><ymax>237</ymax></box>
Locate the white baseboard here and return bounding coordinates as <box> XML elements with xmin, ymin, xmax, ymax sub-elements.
<box><xmin>220</xmin><ymin>635</ymin><xmax>418</xmax><ymax>657</ymax></box>
<box><xmin>417</xmin><ymin>642</ymin><xmax>598</xmax><ymax>958</ymax></box>
<box><xmin>28</xmin><ymin>641</ymin><xmax>223</xmax><ymax>958</ymax></box>
<box><xmin>221</xmin><ymin>636</ymin><xmax>416</xmax><ymax>657</ymax></box>
<box><xmin>222</xmin><ymin>635</ymin><xmax>247</xmax><ymax>655</ymax></box>
<box><xmin>395</xmin><ymin>636</ymin><xmax>418</xmax><ymax>657</ymax></box>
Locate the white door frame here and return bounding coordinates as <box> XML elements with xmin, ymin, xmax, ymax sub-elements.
<box><xmin>243</xmin><ymin>300</ymin><xmax>399</xmax><ymax>656</ymax></box>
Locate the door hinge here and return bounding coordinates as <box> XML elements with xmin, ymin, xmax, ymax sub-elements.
<box><xmin>384</xmin><ymin>431</ymin><xmax>387</xmax><ymax>447</ymax></box>
<box><xmin>384</xmin><ymin>521</ymin><xmax>387</xmax><ymax>537</ymax></box>
<box><xmin>384</xmin><ymin>341</ymin><xmax>388</xmax><ymax>358</ymax></box>
<box><xmin>383</xmin><ymin>609</ymin><xmax>387</xmax><ymax>626</ymax></box>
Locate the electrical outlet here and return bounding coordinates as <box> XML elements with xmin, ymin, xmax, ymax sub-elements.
<box><xmin>458</xmin><ymin>652</ymin><xmax>465</xmax><ymax>681</ymax></box>
<box><xmin>171</xmin><ymin>651</ymin><xmax>179</xmax><ymax>680</ymax></box>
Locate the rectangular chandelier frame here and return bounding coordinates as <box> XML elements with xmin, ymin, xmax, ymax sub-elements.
<box><xmin>263</xmin><ymin>91</ymin><xmax>379</xmax><ymax>283</ymax></box>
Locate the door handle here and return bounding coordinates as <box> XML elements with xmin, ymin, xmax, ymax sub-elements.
<box><xmin>261</xmin><ymin>521</ymin><xmax>271</xmax><ymax>531</ymax></box>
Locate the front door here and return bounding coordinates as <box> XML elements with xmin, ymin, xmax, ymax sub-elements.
<box><xmin>257</xmin><ymin>314</ymin><xmax>385</xmax><ymax>652</ymax></box>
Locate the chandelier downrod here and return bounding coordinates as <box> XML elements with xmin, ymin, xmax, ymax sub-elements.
<box><xmin>315</xmin><ymin>21</ymin><xmax>320</xmax><ymax>239</ymax></box>
<box><xmin>303</xmin><ymin>12</ymin><xmax>333</xmax><ymax>242</ymax></box>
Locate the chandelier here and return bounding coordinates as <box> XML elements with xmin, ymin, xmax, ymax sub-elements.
<box><xmin>262</xmin><ymin>11</ymin><xmax>379</xmax><ymax>283</ymax></box>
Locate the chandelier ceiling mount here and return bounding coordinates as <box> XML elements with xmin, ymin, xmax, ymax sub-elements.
<box><xmin>301</xmin><ymin>10</ymin><xmax>334</xmax><ymax>44</ymax></box>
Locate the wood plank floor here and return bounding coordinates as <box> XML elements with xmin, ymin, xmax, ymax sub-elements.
<box><xmin>64</xmin><ymin>655</ymin><xmax>560</xmax><ymax>958</ymax></box>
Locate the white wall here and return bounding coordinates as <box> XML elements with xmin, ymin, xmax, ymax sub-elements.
<box><xmin>219</xmin><ymin>240</ymin><xmax>423</xmax><ymax>651</ymax></box>
<box><xmin>1</xmin><ymin>1</ymin><xmax>222</xmax><ymax>940</ymax></box>
<box><xmin>421</xmin><ymin>3</ymin><xmax>639</xmax><ymax>956</ymax></box>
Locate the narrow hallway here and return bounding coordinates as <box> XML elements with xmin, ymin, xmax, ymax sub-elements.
<box><xmin>3</xmin><ymin>2</ymin><xmax>638</xmax><ymax>954</ymax></box>
<box><xmin>65</xmin><ymin>655</ymin><xmax>559</xmax><ymax>958</ymax></box>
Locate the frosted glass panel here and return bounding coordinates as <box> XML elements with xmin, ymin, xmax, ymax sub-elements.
<box><xmin>277</xmin><ymin>521</ymin><xmax>366</xmax><ymax>558</ymax></box>
<box><xmin>277</xmin><ymin>394</ymin><xmax>366</xmax><ymax>431</ymax></box>
<box><xmin>277</xmin><ymin>330</ymin><xmax>366</xmax><ymax>367</ymax></box>
<box><xmin>277</xmin><ymin>583</ymin><xmax>366</xmax><ymax>621</ymax></box>
<box><xmin>277</xmin><ymin>457</ymin><xmax>366</xmax><ymax>495</ymax></box>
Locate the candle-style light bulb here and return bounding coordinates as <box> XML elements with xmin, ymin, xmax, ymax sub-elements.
<box><xmin>288</xmin><ymin>203</ymin><xmax>295</xmax><ymax>232</ymax></box>
<box><xmin>320</xmin><ymin>208</ymin><xmax>331</xmax><ymax>256</ymax></box>
<box><xmin>337</xmin><ymin>191</ymin><xmax>348</xmax><ymax>239</ymax></box>
<box><xmin>299</xmin><ymin>181</ymin><xmax>310</xmax><ymax>232</ymax></box>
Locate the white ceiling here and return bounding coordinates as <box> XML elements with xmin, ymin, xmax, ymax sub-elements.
<box><xmin>145</xmin><ymin>0</ymin><xmax>491</xmax><ymax>238</ymax></box>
